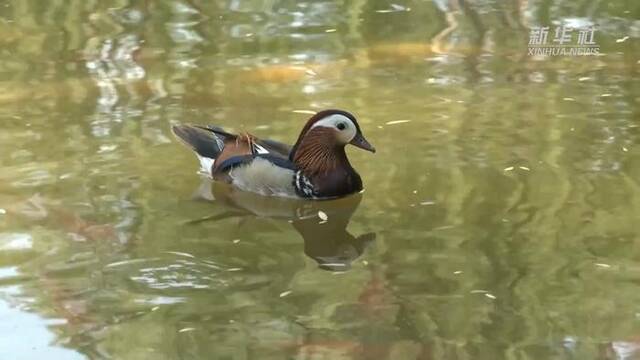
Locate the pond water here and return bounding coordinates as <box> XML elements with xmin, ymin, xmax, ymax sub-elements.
<box><xmin>1</xmin><ymin>1</ymin><xmax>639</xmax><ymax>359</ymax></box>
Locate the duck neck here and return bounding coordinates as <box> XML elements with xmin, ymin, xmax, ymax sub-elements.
<box><xmin>292</xmin><ymin>131</ymin><xmax>351</xmax><ymax>176</ymax></box>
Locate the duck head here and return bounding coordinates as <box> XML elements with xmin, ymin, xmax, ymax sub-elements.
<box><xmin>290</xmin><ymin>110</ymin><xmax>375</xmax><ymax>174</ymax></box>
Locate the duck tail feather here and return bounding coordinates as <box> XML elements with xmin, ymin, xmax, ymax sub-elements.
<box><xmin>194</xmin><ymin>125</ymin><xmax>236</xmax><ymax>139</ymax></box>
<box><xmin>172</xmin><ymin>124</ymin><xmax>224</xmax><ymax>159</ymax></box>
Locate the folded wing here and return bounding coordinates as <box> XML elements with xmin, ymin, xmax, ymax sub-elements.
<box><xmin>172</xmin><ymin>124</ymin><xmax>294</xmax><ymax>178</ymax></box>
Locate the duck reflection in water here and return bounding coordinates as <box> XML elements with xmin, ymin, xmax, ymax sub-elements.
<box><xmin>189</xmin><ymin>179</ymin><xmax>375</xmax><ymax>271</ymax></box>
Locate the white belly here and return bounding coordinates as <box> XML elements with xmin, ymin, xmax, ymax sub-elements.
<box><xmin>228</xmin><ymin>158</ymin><xmax>298</xmax><ymax>198</ymax></box>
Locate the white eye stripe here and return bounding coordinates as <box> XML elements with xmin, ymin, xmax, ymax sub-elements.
<box><xmin>310</xmin><ymin>114</ymin><xmax>354</xmax><ymax>130</ymax></box>
<box><xmin>310</xmin><ymin>114</ymin><xmax>357</xmax><ymax>143</ymax></box>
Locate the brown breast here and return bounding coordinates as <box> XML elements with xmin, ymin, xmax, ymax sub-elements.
<box><xmin>292</xmin><ymin>127</ymin><xmax>363</xmax><ymax>197</ymax></box>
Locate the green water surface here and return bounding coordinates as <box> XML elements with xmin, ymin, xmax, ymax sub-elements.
<box><xmin>0</xmin><ymin>1</ymin><xmax>639</xmax><ymax>359</ymax></box>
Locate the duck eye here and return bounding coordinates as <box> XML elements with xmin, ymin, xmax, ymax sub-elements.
<box><xmin>336</xmin><ymin>122</ymin><xmax>346</xmax><ymax>130</ymax></box>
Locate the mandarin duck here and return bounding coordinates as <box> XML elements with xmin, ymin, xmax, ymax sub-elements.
<box><xmin>172</xmin><ymin>109</ymin><xmax>375</xmax><ymax>199</ymax></box>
